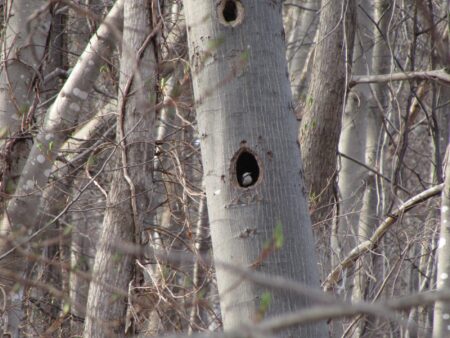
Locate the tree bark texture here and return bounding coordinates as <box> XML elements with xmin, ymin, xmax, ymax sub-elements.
<box><xmin>433</xmin><ymin>145</ymin><xmax>450</xmax><ymax>338</ymax></box>
<box><xmin>0</xmin><ymin>0</ymin><xmax>51</xmax><ymax>215</ymax></box>
<box><xmin>83</xmin><ymin>1</ymin><xmax>156</xmax><ymax>337</ymax></box>
<box><xmin>0</xmin><ymin>0</ymin><xmax>50</xmax><ymax>135</ymax></box>
<box><xmin>184</xmin><ymin>1</ymin><xmax>327</xmax><ymax>336</ymax></box>
<box><xmin>285</xmin><ymin>0</ymin><xmax>320</xmax><ymax>103</ymax></box>
<box><xmin>299</xmin><ymin>0</ymin><xmax>356</xmax><ymax>226</ymax></box>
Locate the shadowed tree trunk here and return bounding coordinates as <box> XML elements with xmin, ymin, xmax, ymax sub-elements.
<box><xmin>184</xmin><ymin>1</ymin><xmax>327</xmax><ymax>336</ymax></box>
<box><xmin>82</xmin><ymin>0</ymin><xmax>156</xmax><ymax>336</ymax></box>
<box><xmin>299</xmin><ymin>0</ymin><xmax>356</xmax><ymax>226</ymax></box>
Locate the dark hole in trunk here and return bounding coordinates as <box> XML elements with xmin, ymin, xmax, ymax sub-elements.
<box><xmin>236</xmin><ymin>150</ymin><xmax>259</xmax><ymax>188</ymax></box>
<box><xmin>223</xmin><ymin>1</ymin><xmax>238</xmax><ymax>22</ymax></box>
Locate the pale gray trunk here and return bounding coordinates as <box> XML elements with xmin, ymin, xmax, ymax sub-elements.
<box><xmin>432</xmin><ymin>3</ymin><xmax>450</xmax><ymax>333</ymax></box>
<box><xmin>0</xmin><ymin>0</ymin><xmax>51</xmax><ymax>201</ymax></box>
<box><xmin>0</xmin><ymin>2</ymin><xmax>51</xmax><ymax>335</ymax></box>
<box><xmin>189</xmin><ymin>192</ymin><xmax>210</xmax><ymax>333</ymax></box>
<box><xmin>82</xmin><ymin>0</ymin><xmax>156</xmax><ymax>336</ymax></box>
<box><xmin>332</xmin><ymin>5</ymin><xmax>372</xmax><ymax>337</ymax></box>
<box><xmin>347</xmin><ymin>1</ymin><xmax>389</xmax><ymax>335</ymax></box>
<box><xmin>336</xmin><ymin>0</ymin><xmax>373</xmax><ymax>264</ymax></box>
<box><xmin>284</xmin><ymin>0</ymin><xmax>320</xmax><ymax>102</ymax></box>
<box><xmin>336</xmin><ymin>92</ymin><xmax>367</xmax><ymax>264</ymax></box>
<box><xmin>184</xmin><ymin>1</ymin><xmax>327</xmax><ymax>336</ymax></box>
<box><xmin>433</xmin><ymin>144</ymin><xmax>450</xmax><ymax>338</ymax></box>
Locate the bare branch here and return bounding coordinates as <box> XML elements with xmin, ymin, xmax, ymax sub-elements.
<box><xmin>323</xmin><ymin>183</ymin><xmax>444</xmax><ymax>290</ymax></box>
<box><xmin>350</xmin><ymin>69</ymin><xmax>450</xmax><ymax>87</ymax></box>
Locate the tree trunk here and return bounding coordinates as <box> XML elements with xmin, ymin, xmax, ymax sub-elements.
<box><xmin>284</xmin><ymin>0</ymin><xmax>321</xmax><ymax>103</ymax></box>
<box><xmin>184</xmin><ymin>1</ymin><xmax>327</xmax><ymax>336</ymax></box>
<box><xmin>0</xmin><ymin>0</ymin><xmax>51</xmax><ymax>201</ymax></box>
<box><xmin>82</xmin><ymin>0</ymin><xmax>156</xmax><ymax>336</ymax></box>
<box><xmin>299</xmin><ymin>0</ymin><xmax>356</xmax><ymax>226</ymax></box>
<box><xmin>433</xmin><ymin>144</ymin><xmax>450</xmax><ymax>338</ymax></box>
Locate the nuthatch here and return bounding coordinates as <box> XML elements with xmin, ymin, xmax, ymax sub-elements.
<box><xmin>241</xmin><ymin>172</ymin><xmax>253</xmax><ymax>187</ymax></box>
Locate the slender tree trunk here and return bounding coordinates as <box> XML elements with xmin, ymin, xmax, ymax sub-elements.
<box><xmin>189</xmin><ymin>191</ymin><xmax>210</xmax><ymax>333</ymax></box>
<box><xmin>299</xmin><ymin>0</ymin><xmax>356</xmax><ymax>226</ymax></box>
<box><xmin>82</xmin><ymin>0</ymin><xmax>156</xmax><ymax>336</ymax></box>
<box><xmin>335</xmin><ymin>92</ymin><xmax>367</xmax><ymax>264</ymax></box>
<box><xmin>433</xmin><ymin>144</ymin><xmax>450</xmax><ymax>338</ymax></box>
<box><xmin>184</xmin><ymin>1</ymin><xmax>327</xmax><ymax>336</ymax></box>
<box><xmin>0</xmin><ymin>2</ymin><xmax>51</xmax><ymax>335</ymax></box>
<box><xmin>285</xmin><ymin>0</ymin><xmax>321</xmax><ymax>103</ymax></box>
<box><xmin>0</xmin><ymin>0</ymin><xmax>51</xmax><ymax>202</ymax></box>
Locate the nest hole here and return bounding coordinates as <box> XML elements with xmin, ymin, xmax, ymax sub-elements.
<box><xmin>218</xmin><ymin>0</ymin><xmax>244</xmax><ymax>27</ymax></box>
<box><xmin>236</xmin><ymin>150</ymin><xmax>260</xmax><ymax>188</ymax></box>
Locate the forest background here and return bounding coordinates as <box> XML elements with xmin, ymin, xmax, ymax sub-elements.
<box><xmin>0</xmin><ymin>0</ymin><xmax>450</xmax><ymax>337</ymax></box>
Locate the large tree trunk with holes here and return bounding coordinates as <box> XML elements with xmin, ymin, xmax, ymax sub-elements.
<box><xmin>184</xmin><ymin>1</ymin><xmax>327</xmax><ymax>336</ymax></box>
<box><xmin>82</xmin><ymin>1</ymin><xmax>156</xmax><ymax>336</ymax></box>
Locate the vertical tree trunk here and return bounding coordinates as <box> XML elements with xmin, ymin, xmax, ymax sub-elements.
<box><xmin>347</xmin><ymin>1</ymin><xmax>388</xmax><ymax>335</ymax></box>
<box><xmin>299</xmin><ymin>0</ymin><xmax>356</xmax><ymax>226</ymax></box>
<box><xmin>82</xmin><ymin>0</ymin><xmax>156</xmax><ymax>336</ymax></box>
<box><xmin>434</xmin><ymin>144</ymin><xmax>450</xmax><ymax>338</ymax></box>
<box><xmin>0</xmin><ymin>0</ymin><xmax>51</xmax><ymax>200</ymax></box>
<box><xmin>184</xmin><ymin>1</ymin><xmax>327</xmax><ymax>336</ymax></box>
<box><xmin>285</xmin><ymin>0</ymin><xmax>321</xmax><ymax>103</ymax></box>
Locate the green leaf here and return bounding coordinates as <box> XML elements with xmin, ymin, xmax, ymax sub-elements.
<box><xmin>63</xmin><ymin>302</ymin><xmax>71</xmax><ymax>314</ymax></box>
<box><xmin>274</xmin><ymin>221</ymin><xmax>284</xmax><ymax>249</ymax></box>
<box><xmin>259</xmin><ymin>291</ymin><xmax>271</xmax><ymax>315</ymax></box>
<box><xmin>5</xmin><ymin>180</ymin><xmax>16</xmax><ymax>194</ymax></box>
<box><xmin>240</xmin><ymin>49</ymin><xmax>250</xmax><ymax>63</ymax></box>
<box><xmin>207</xmin><ymin>36</ymin><xmax>225</xmax><ymax>50</ymax></box>
<box><xmin>87</xmin><ymin>154</ymin><xmax>97</xmax><ymax>166</ymax></box>
<box><xmin>63</xmin><ymin>224</ymin><xmax>74</xmax><ymax>236</ymax></box>
<box><xmin>0</xmin><ymin>127</ymin><xmax>8</xmax><ymax>138</ymax></box>
<box><xmin>100</xmin><ymin>64</ymin><xmax>108</xmax><ymax>73</ymax></box>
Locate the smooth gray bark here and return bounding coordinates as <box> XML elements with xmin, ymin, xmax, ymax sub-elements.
<box><xmin>83</xmin><ymin>0</ymin><xmax>156</xmax><ymax>336</ymax></box>
<box><xmin>336</xmin><ymin>92</ymin><xmax>367</xmax><ymax>264</ymax></box>
<box><xmin>0</xmin><ymin>0</ymin><xmax>50</xmax><ymax>136</ymax></box>
<box><xmin>434</xmin><ymin>144</ymin><xmax>450</xmax><ymax>338</ymax></box>
<box><xmin>284</xmin><ymin>0</ymin><xmax>320</xmax><ymax>102</ymax></box>
<box><xmin>184</xmin><ymin>1</ymin><xmax>327</xmax><ymax>336</ymax></box>
<box><xmin>0</xmin><ymin>0</ymin><xmax>51</xmax><ymax>216</ymax></box>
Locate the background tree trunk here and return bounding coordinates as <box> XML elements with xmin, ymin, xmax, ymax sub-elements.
<box><xmin>0</xmin><ymin>0</ymin><xmax>51</xmax><ymax>202</ymax></box>
<box><xmin>82</xmin><ymin>0</ymin><xmax>156</xmax><ymax>336</ymax></box>
<box><xmin>299</xmin><ymin>0</ymin><xmax>356</xmax><ymax>283</ymax></box>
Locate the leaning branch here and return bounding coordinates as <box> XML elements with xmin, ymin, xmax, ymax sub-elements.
<box><xmin>350</xmin><ymin>69</ymin><xmax>450</xmax><ymax>87</ymax></box>
<box><xmin>323</xmin><ymin>183</ymin><xmax>444</xmax><ymax>290</ymax></box>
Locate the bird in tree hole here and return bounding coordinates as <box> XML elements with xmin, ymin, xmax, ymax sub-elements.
<box><xmin>241</xmin><ymin>172</ymin><xmax>253</xmax><ymax>187</ymax></box>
